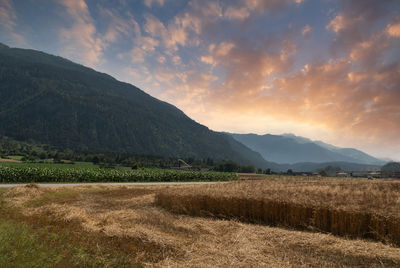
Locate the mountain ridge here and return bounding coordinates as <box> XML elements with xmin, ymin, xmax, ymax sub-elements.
<box><xmin>230</xmin><ymin>133</ymin><xmax>384</xmax><ymax>165</ymax></box>
<box><xmin>0</xmin><ymin>42</ymin><xmax>268</xmax><ymax>167</ymax></box>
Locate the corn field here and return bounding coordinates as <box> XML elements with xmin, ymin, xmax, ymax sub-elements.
<box><xmin>0</xmin><ymin>166</ymin><xmax>237</xmax><ymax>183</ymax></box>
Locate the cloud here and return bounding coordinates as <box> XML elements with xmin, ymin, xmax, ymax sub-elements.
<box><xmin>158</xmin><ymin>55</ymin><xmax>166</xmax><ymax>63</ymax></box>
<box><xmin>144</xmin><ymin>0</ymin><xmax>165</xmax><ymax>8</ymax></box>
<box><xmin>58</xmin><ymin>0</ymin><xmax>103</xmax><ymax>66</ymax></box>
<box><xmin>224</xmin><ymin>6</ymin><xmax>250</xmax><ymax>21</ymax></box>
<box><xmin>143</xmin><ymin>1</ymin><xmax>223</xmax><ymax>51</ymax></box>
<box><xmin>326</xmin><ymin>0</ymin><xmax>396</xmax><ymax>55</ymax></box>
<box><xmin>201</xmin><ymin>36</ymin><xmax>296</xmax><ymax>99</ymax></box>
<box><xmin>301</xmin><ymin>25</ymin><xmax>312</xmax><ymax>36</ymax></box>
<box><xmin>98</xmin><ymin>7</ymin><xmax>141</xmax><ymax>45</ymax></box>
<box><xmin>326</xmin><ymin>14</ymin><xmax>348</xmax><ymax>33</ymax></box>
<box><xmin>223</xmin><ymin>0</ymin><xmax>303</xmax><ymax>21</ymax></box>
<box><xmin>386</xmin><ymin>17</ymin><xmax>400</xmax><ymax>37</ymax></box>
<box><xmin>144</xmin><ymin>13</ymin><xmax>165</xmax><ymax>37</ymax></box>
<box><xmin>127</xmin><ymin>36</ymin><xmax>159</xmax><ymax>63</ymax></box>
<box><xmin>349</xmin><ymin>34</ymin><xmax>390</xmax><ymax>67</ymax></box>
<box><xmin>0</xmin><ymin>0</ymin><xmax>16</xmax><ymax>31</ymax></box>
<box><xmin>143</xmin><ymin>13</ymin><xmax>186</xmax><ymax>51</ymax></box>
<box><xmin>0</xmin><ymin>0</ymin><xmax>26</xmax><ymax>46</ymax></box>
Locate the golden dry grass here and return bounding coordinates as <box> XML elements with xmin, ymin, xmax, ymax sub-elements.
<box><xmin>156</xmin><ymin>177</ymin><xmax>400</xmax><ymax>246</ymax></box>
<box><xmin>0</xmin><ymin>158</ymin><xmax>22</xmax><ymax>163</ymax></box>
<box><xmin>1</xmin><ymin>181</ymin><xmax>400</xmax><ymax>267</ymax></box>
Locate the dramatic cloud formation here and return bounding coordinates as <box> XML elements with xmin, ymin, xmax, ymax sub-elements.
<box><xmin>0</xmin><ymin>0</ymin><xmax>399</xmax><ymax>159</ymax></box>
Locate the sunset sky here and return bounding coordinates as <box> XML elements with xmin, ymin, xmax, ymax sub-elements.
<box><xmin>1</xmin><ymin>0</ymin><xmax>399</xmax><ymax>160</ymax></box>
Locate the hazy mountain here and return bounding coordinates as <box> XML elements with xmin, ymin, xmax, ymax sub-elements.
<box><xmin>230</xmin><ymin>133</ymin><xmax>384</xmax><ymax>165</ymax></box>
<box><xmin>0</xmin><ymin>43</ymin><xmax>268</xmax><ymax>167</ymax></box>
<box><xmin>282</xmin><ymin>134</ymin><xmax>384</xmax><ymax>165</ymax></box>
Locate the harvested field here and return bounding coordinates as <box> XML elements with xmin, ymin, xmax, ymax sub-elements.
<box><xmin>0</xmin><ymin>158</ymin><xmax>22</xmax><ymax>163</ymax></box>
<box><xmin>156</xmin><ymin>177</ymin><xmax>400</xmax><ymax>246</ymax></box>
<box><xmin>1</xmin><ymin>182</ymin><xmax>400</xmax><ymax>267</ymax></box>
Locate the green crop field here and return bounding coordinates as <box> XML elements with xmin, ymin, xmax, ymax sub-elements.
<box><xmin>0</xmin><ymin>165</ymin><xmax>237</xmax><ymax>183</ymax></box>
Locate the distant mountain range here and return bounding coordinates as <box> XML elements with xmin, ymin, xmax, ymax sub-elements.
<box><xmin>230</xmin><ymin>133</ymin><xmax>384</xmax><ymax>166</ymax></box>
<box><xmin>0</xmin><ymin>42</ymin><xmax>266</xmax><ymax>166</ymax></box>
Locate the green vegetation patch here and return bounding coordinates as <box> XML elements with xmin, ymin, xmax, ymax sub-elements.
<box><xmin>0</xmin><ymin>219</ymin><xmax>139</xmax><ymax>268</ymax></box>
<box><xmin>0</xmin><ymin>221</ymin><xmax>62</xmax><ymax>268</ymax></box>
<box><xmin>0</xmin><ymin>190</ymin><xmax>142</xmax><ymax>267</ymax></box>
<box><xmin>0</xmin><ymin>166</ymin><xmax>238</xmax><ymax>183</ymax></box>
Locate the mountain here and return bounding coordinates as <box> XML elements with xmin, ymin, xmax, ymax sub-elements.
<box><xmin>230</xmin><ymin>133</ymin><xmax>384</xmax><ymax>165</ymax></box>
<box><xmin>282</xmin><ymin>134</ymin><xmax>384</xmax><ymax>165</ymax></box>
<box><xmin>0</xmin><ymin>43</ymin><xmax>267</xmax><ymax>167</ymax></box>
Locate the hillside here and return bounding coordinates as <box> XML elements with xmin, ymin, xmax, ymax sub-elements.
<box><xmin>0</xmin><ymin>43</ymin><xmax>267</xmax><ymax>166</ymax></box>
<box><xmin>230</xmin><ymin>133</ymin><xmax>383</xmax><ymax>165</ymax></box>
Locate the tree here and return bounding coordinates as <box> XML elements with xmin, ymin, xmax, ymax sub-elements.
<box><xmin>264</xmin><ymin>168</ymin><xmax>271</xmax><ymax>174</ymax></box>
<box><xmin>319</xmin><ymin>170</ymin><xmax>328</xmax><ymax>177</ymax></box>
<box><xmin>131</xmin><ymin>162</ymin><xmax>139</xmax><ymax>170</ymax></box>
<box><xmin>92</xmin><ymin>156</ymin><xmax>100</xmax><ymax>164</ymax></box>
<box><xmin>53</xmin><ymin>152</ymin><xmax>61</xmax><ymax>163</ymax></box>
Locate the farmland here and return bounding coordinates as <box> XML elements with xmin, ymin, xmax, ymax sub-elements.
<box><xmin>1</xmin><ymin>176</ymin><xmax>400</xmax><ymax>267</ymax></box>
<box><xmin>156</xmin><ymin>176</ymin><xmax>400</xmax><ymax>246</ymax></box>
<box><xmin>0</xmin><ymin>165</ymin><xmax>237</xmax><ymax>183</ymax></box>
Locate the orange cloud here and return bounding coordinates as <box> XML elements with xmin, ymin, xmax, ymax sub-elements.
<box><xmin>126</xmin><ymin>0</ymin><xmax>400</xmax><ymax>159</ymax></box>
<box><xmin>386</xmin><ymin>18</ymin><xmax>400</xmax><ymax>37</ymax></box>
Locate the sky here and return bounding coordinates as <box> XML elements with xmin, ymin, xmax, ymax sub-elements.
<box><xmin>1</xmin><ymin>0</ymin><xmax>400</xmax><ymax>160</ymax></box>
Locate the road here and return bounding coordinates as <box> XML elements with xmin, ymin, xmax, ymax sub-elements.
<box><xmin>0</xmin><ymin>181</ymin><xmax>227</xmax><ymax>188</ymax></box>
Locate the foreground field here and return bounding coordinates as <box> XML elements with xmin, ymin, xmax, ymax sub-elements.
<box><xmin>1</xmin><ymin>179</ymin><xmax>400</xmax><ymax>267</ymax></box>
<box><xmin>157</xmin><ymin>176</ymin><xmax>400</xmax><ymax>246</ymax></box>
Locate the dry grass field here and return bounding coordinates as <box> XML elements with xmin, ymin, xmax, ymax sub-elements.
<box><xmin>157</xmin><ymin>176</ymin><xmax>400</xmax><ymax>246</ymax></box>
<box><xmin>0</xmin><ymin>158</ymin><xmax>22</xmax><ymax>163</ymax></box>
<box><xmin>1</xmin><ymin>177</ymin><xmax>400</xmax><ymax>267</ymax></box>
